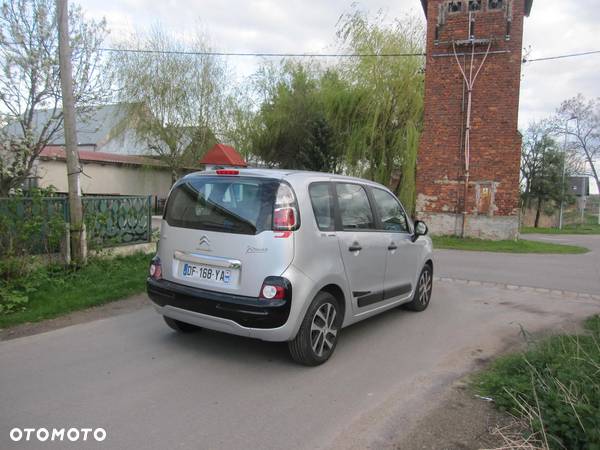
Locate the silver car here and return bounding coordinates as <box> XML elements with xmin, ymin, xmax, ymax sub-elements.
<box><xmin>147</xmin><ymin>169</ymin><xmax>433</xmax><ymax>365</ymax></box>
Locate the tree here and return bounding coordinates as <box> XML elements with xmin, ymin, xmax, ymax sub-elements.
<box><xmin>112</xmin><ymin>26</ymin><xmax>227</xmax><ymax>183</ymax></box>
<box><xmin>334</xmin><ymin>8</ymin><xmax>425</xmax><ymax>213</ymax></box>
<box><xmin>521</xmin><ymin>124</ymin><xmax>573</xmax><ymax>227</ymax></box>
<box><xmin>554</xmin><ymin>95</ymin><xmax>600</xmax><ymax>199</ymax></box>
<box><xmin>0</xmin><ymin>0</ymin><xmax>108</xmax><ymax>195</ymax></box>
<box><xmin>250</xmin><ymin>63</ymin><xmax>341</xmax><ymax>172</ymax></box>
<box><xmin>244</xmin><ymin>8</ymin><xmax>425</xmax><ymax>213</ymax></box>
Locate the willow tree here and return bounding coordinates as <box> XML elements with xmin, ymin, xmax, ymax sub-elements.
<box><xmin>112</xmin><ymin>26</ymin><xmax>227</xmax><ymax>182</ymax></box>
<box><xmin>334</xmin><ymin>9</ymin><xmax>425</xmax><ymax>214</ymax></box>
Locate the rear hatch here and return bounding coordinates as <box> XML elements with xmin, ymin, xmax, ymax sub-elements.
<box><xmin>159</xmin><ymin>174</ymin><xmax>296</xmax><ymax>298</ymax></box>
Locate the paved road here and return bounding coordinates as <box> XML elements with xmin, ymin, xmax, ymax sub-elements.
<box><xmin>435</xmin><ymin>234</ymin><xmax>600</xmax><ymax>295</ymax></box>
<box><xmin>1</xmin><ymin>236</ymin><xmax>599</xmax><ymax>450</ymax></box>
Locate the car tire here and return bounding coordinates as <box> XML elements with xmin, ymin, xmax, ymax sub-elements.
<box><xmin>404</xmin><ymin>264</ymin><xmax>433</xmax><ymax>312</ymax></box>
<box><xmin>288</xmin><ymin>292</ymin><xmax>341</xmax><ymax>366</ymax></box>
<box><xmin>163</xmin><ymin>316</ymin><xmax>201</xmax><ymax>333</ymax></box>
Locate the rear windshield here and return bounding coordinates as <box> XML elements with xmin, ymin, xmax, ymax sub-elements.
<box><xmin>164</xmin><ymin>176</ymin><xmax>280</xmax><ymax>234</ymax></box>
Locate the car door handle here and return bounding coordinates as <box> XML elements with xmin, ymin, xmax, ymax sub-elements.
<box><xmin>348</xmin><ymin>243</ymin><xmax>362</xmax><ymax>252</ymax></box>
<box><xmin>388</xmin><ymin>243</ymin><xmax>398</xmax><ymax>251</ymax></box>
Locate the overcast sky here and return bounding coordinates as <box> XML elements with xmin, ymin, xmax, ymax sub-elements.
<box><xmin>78</xmin><ymin>0</ymin><xmax>599</xmax><ymax>129</ymax></box>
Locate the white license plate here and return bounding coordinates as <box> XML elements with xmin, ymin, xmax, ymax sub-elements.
<box><xmin>181</xmin><ymin>262</ymin><xmax>231</xmax><ymax>284</ymax></box>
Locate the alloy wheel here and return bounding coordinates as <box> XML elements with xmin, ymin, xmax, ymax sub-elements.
<box><xmin>310</xmin><ymin>302</ymin><xmax>338</xmax><ymax>357</ymax></box>
<box><xmin>418</xmin><ymin>269</ymin><xmax>432</xmax><ymax>306</ymax></box>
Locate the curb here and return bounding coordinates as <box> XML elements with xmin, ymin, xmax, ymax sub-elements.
<box><xmin>433</xmin><ymin>276</ymin><xmax>600</xmax><ymax>301</ymax></box>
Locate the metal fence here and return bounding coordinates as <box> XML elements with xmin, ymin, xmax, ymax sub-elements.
<box><xmin>0</xmin><ymin>195</ymin><xmax>152</xmax><ymax>256</ymax></box>
<box><xmin>83</xmin><ymin>196</ymin><xmax>152</xmax><ymax>248</ymax></box>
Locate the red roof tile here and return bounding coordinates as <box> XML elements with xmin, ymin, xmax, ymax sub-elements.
<box><xmin>199</xmin><ymin>144</ymin><xmax>247</xmax><ymax>167</ymax></box>
<box><xmin>40</xmin><ymin>146</ymin><xmax>165</xmax><ymax>167</ymax></box>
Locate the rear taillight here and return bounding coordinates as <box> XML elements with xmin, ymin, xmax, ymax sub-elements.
<box><xmin>272</xmin><ymin>183</ymin><xmax>299</xmax><ymax>231</ymax></box>
<box><xmin>258</xmin><ymin>277</ymin><xmax>291</xmax><ymax>302</ymax></box>
<box><xmin>216</xmin><ymin>169</ymin><xmax>239</xmax><ymax>175</ymax></box>
<box><xmin>273</xmin><ymin>207</ymin><xmax>296</xmax><ymax>229</ymax></box>
<box><xmin>149</xmin><ymin>257</ymin><xmax>162</xmax><ymax>280</ymax></box>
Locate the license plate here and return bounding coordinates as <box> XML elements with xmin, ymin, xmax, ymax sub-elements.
<box><xmin>181</xmin><ymin>263</ymin><xmax>231</xmax><ymax>284</ymax></box>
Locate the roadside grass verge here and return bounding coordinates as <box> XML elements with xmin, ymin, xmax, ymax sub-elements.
<box><xmin>0</xmin><ymin>252</ymin><xmax>150</xmax><ymax>329</ymax></box>
<box><xmin>521</xmin><ymin>224</ymin><xmax>600</xmax><ymax>235</ymax></box>
<box><xmin>473</xmin><ymin>315</ymin><xmax>600</xmax><ymax>450</ymax></box>
<box><xmin>432</xmin><ymin>236</ymin><xmax>588</xmax><ymax>254</ymax></box>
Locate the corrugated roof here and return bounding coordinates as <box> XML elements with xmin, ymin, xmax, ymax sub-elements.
<box><xmin>4</xmin><ymin>104</ymin><xmax>149</xmax><ymax>156</ymax></box>
<box><xmin>420</xmin><ymin>0</ymin><xmax>533</xmax><ymax>17</ymax></box>
<box><xmin>199</xmin><ymin>144</ymin><xmax>247</xmax><ymax>167</ymax></box>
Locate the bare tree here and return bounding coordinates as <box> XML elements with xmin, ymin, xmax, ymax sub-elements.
<box><xmin>554</xmin><ymin>95</ymin><xmax>600</xmax><ymax>197</ymax></box>
<box><xmin>0</xmin><ymin>0</ymin><xmax>109</xmax><ymax>195</ymax></box>
<box><xmin>112</xmin><ymin>26</ymin><xmax>228</xmax><ymax>183</ymax></box>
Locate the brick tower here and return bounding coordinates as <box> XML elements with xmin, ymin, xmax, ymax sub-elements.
<box><xmin>416</xmin><ymin>0</ymin><xmax>533</xmax><ymax>239</ymax></box>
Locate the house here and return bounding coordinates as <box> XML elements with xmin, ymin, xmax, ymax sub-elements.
<box><xmin>36</xmin><ymin>146</ymin><xmax>173</xmax><ymax>199</ymax></box>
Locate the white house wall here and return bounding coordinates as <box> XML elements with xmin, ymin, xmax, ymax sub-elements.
<box><xmin>37</xmin><ymin>160</ymin><xmax>173</xmax><ymax>198</ymax></box>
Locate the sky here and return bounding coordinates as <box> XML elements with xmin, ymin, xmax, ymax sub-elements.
<box><xmin>77</xmin><ymin>0</ymin><xmax>600</xmax><ymax>130</ymax></box>
<box><xmin>77</xmin><ymin>0</ymin><xmax>600</xmax><ymax>192</ymax></box>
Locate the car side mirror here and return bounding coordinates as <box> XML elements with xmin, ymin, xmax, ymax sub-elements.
<box><xmin>413</xmin><ymin>220</ymin><xmax>428</xmax><ymax>242</ymax></box>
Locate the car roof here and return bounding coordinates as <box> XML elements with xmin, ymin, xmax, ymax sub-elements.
<box><xmin>184</xmin><ymin>168</ymin><xmax>388</xmax><ymax>189</ymax></box>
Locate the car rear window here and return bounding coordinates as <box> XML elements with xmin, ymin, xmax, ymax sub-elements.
<box><xmin>164</xmin><ymin>176</ymin><xmax>280</xmax><ymax>234</ymax></box>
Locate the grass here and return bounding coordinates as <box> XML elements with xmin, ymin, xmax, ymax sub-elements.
<box><xmin>432</xmin><ymin>236</ymin><xmax>589</xmax><ymax>254</ymax></box>
<box><xmin>0</xmin><ymin>252</ymin><xmax>150</xmax><ymax>329</ymax></box>
<box><xmin>521</xmin><ymin>223</ymin><xmax>600</xmax><ymax>235</ymax></box>
<box><xmin>473</xmin><ymin>315</ymin><xmax>600</xmax><ymax>450</ymax></box>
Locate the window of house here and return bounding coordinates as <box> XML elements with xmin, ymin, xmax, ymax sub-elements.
<box><xmin>468</xmin><ymin>0</ymin><xmax>482</xmax><ymax>11</ymax></box>
<box><xmin>488</xmin><ymin>0</ymin><xmax>503</xmax><ymax>9</ymax></box>
<box><xmin>447</xmin><ymin>1</ymin><xmax>463</xmax><ymax>13</ymax></box>
<box><xmin>335</xmin><ymin>184</ymin><xmax>375</xmax><ymax>230</ymax></box>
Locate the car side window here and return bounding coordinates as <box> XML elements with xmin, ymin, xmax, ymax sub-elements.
<box><xmin>336</xmin><ymin>183</ymin><xmax>375</xmax><ymax>230</ymax></box>
<box><xmin>371</xmin><ymin>188</ymin><xmax>410</xmax><ymax>233</ymax></box>
<box><xmin>308</xmin><ymin>182</ymin><xmax>334</xmax><ymax>231</ymax></box>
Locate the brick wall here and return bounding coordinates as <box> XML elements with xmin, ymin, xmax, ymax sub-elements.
<box><xmin>416</xmin><ymin>0</ymin><xmax>529</xmax><ymax>239</ymax></box>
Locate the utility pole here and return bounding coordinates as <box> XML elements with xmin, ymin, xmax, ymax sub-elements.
<box><xmin>57</xmin><ymin>0</ymin><xmax>87</xmax><ymax>264</ymax></box>
<box><xmin>558</xmin><ymin>116</ymin><xmax>577</xmax><ymax>230</ymax></box>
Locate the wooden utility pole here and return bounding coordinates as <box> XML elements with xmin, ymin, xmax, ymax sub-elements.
<box><xmin>57</xmin><ymin>0</ymin><xmax>87</xmax><ymax>264</ymax></box>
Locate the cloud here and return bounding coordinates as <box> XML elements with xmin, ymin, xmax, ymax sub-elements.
<box><xmin>78</xmin><ymin>0</ymin><xmax>599</xmax><ymax>129</ymax></box>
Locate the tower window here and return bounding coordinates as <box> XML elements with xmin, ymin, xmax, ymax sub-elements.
<box><xmin>488</xmin><ymin>0</ymin><xmax>503</xmax><ymax>9</ymax></box>
<box><xmin>468</xmin><ymin>0</ymin><xmax>482</xmax><ymax>11</ymax></box>
<box><xmin>447</xmin><ymin>1</ymin><xmax>463</xmax><ymax>13</ymax></box>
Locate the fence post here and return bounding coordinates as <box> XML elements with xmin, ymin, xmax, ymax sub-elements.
<box><xmin>147</xmin><ymin>195</ymin><xmax>152</xmax><ymax>242</ymax></box>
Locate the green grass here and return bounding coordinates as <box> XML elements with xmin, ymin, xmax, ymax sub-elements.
<box><xmin>0</xmin><ymin>252</ymin><xmax>150</xmax><ymax>328</ymax></box>
<box><xmin>473</xmin><ymin>316</ymin><xmax>600</xmax><ymax>450</ymax></box>
<box><xmin>432</xmin><ymin>236</ymin><xmax>588</xmax><ymax>254</ymax></box>
<box><xmin>521</xmin><ymin>223</ymin><xmax>600</xmax><ymax>235</ymax></box>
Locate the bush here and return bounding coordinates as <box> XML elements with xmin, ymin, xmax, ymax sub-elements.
<box><xmin>474</xmin><ymin>316</ymin><xmax>600</xmax><ymax>450</ymax></box>
<box><xmin>0</xmin><ymin>187</ymin><xmax>66</xmax><ymax>260</ymax></box>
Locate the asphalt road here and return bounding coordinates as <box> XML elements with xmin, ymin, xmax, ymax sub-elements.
<box><xmin>1</xmin><ymin>236</ymin><xmax>600</xmax><ymax>450</ymax></box>
<box><xmin>435</xmin><ymin>234</ymin><xmax>600</xmax><ymax>295</ymax></box>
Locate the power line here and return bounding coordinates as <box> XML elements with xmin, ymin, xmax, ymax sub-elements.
<box><xmin>97</xmin><ymin>47</ymin><xmax>426</xmax><ymax>58</ymax></box>
<box><xmin>4</xmin><ymin>40</ymin><xmax>600</xmax><ymax>62</ymax></box>
<box><xmin>524</xmin><ymin>50</ymin><xmax>600</xmax><ymax>62</ymax></box>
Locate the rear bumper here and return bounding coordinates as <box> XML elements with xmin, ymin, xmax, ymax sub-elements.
<box><xmin>146</xmin><ymin>278</ymin><xmax>295</xmax><ymax>341</ymax></box>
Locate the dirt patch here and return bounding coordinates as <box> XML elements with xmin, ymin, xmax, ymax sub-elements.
<box><xmin>394</xmin><ymin>382</ymin><xmax>521</xmax><ymax>450</ymax></box>
<box><xmin>0</xmin><ymin>293</ymin><xmax>150</xmax><ymax>341</ymax></box>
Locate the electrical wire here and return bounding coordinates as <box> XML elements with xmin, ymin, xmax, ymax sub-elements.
<box><xmin>4</xmin><ymin>39</ymin><xmax>600</xmax><ymax>62</ymax></box>
<box><xmin>97</xmin><ymin>47</ymin><xmax>427</xmax><ymax>58</ymax></box>
<box><xmin>524</xmin><ymin>50</ymin><xmax>600</xmax><ymax>62</ymax></box>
